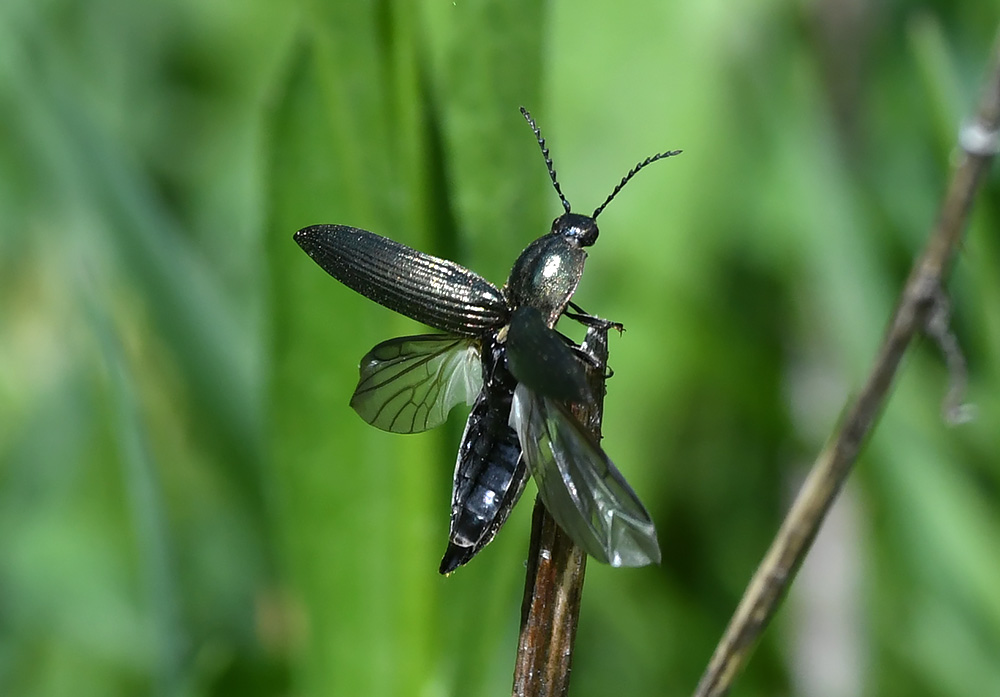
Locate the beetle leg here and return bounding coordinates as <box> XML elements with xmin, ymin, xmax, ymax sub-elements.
<box><xmin>564</xmin><ymin>301</ymin><xmax>625</xmax><ymax>334</ymax></box>
<box><xmin>560</xmin><ymin>339</ymin><xmax>615</xmax><ymax>380</ymax></box>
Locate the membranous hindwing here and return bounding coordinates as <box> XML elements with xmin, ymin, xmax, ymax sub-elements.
<box><xmin>351</xmin><ymin>335</ymin><xmax>482</xmax><ymax>433</ymax></box>
<box><xmin>510</xmin><ymin>383</ymin><xmax>661</xmax><ymax>567</ymax></box>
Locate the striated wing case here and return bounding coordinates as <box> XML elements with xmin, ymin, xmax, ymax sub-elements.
<box><xmin>295</xmin><ymin>224</ymin><xmax>509</xmax><ymax>336</ymax></box>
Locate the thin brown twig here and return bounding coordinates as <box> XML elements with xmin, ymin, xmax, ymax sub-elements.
<box><xmin>693</xmin><ymin>30</ymin><xmax>1000</xmax><ymax>697</ymax></box>
<box><xmin>511</xmin><ymin>325</ymin><xmax>611</xmax><ymax>697</ymax></box>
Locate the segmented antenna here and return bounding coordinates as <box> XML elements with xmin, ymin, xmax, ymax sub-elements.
<box><xmin>592</xmin><ymin>150</ymin><xmax>682</xmax><ymax>219</ymax></box>
<box><xmin>520</xmin><ymin>107</ymin><xmax>572</xmax><ymax>214</ymax></box>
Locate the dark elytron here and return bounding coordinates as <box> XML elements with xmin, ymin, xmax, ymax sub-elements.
<box><xmin>294</xmin><ymin>108</ymin><xmax>679</xmax><ymax>574</ymax></box>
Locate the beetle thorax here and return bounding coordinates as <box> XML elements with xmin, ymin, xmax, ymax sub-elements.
<box><xmin>505</xmin><ymin>233</ymin><xmax>587</xmax><ymax>328</ymax></box>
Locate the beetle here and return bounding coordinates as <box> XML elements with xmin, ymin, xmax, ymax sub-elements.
<box><xmin>294</xmin><ymin>107</ymin><xmax>679</xmax><ymax>574</ymax></box>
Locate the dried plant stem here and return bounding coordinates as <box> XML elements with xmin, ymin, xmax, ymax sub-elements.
<box><xmin>511</xmin><ymin>325</ymin><xmax>611</xmax><ymax>697</ymax></box>
<box><xmin>693</xmin><ymin>31</ymin><xmax>1000</xmax><ymax>697</ymax></box>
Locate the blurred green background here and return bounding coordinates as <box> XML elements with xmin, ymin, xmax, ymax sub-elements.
<box><xmin>2</xmin><ymin>0</ymin><xmax>999</xmax><ymax>696</ymax></box>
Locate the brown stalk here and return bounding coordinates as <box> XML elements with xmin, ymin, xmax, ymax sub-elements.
<box><xmin>511</xmin><ymin>324</ymin><xmax>611</xmax><ymax>697</ymax></box>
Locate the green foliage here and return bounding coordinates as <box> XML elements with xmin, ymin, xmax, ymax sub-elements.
<box><xmin>0</xmin><ymin>1</ymin><xmax>998</xmax><ymax>696</ymax></box>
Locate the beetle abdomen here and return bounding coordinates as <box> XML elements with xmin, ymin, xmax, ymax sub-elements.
<box><xmin>440</xmin><ymin>334</ymin><xmax>526</xmax><ymax>574</ymax></box>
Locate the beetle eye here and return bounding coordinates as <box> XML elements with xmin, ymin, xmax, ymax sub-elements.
<box><xmin>575</xmin><ymin>219</ymin><xmax>599</xmax><ymax>246</ymax></box>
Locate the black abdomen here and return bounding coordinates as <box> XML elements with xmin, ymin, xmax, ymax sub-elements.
<box><xmin>440</xmin><ymin>335</ymin><xmax>527</xmax><ymax>574</ymax></box>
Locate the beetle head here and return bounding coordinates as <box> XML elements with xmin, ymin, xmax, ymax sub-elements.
<box><xmin>551</xmin><ymin>212</ymin><xmax>599</xmax><ymax>247</ymax></box>
<box><xmin>520</xmin><ymin>106</ymin><xmax>681</xmax><ymax>241</ymax></box>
